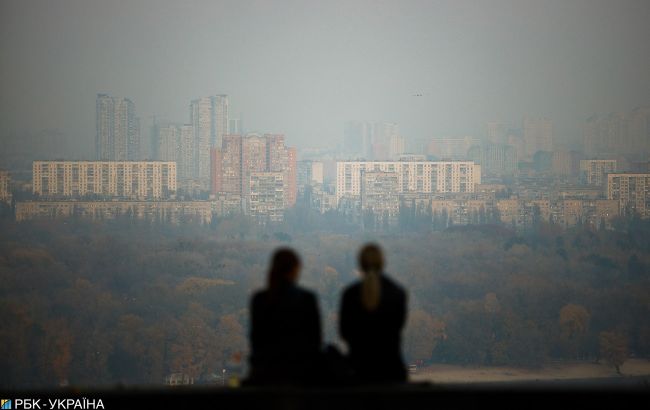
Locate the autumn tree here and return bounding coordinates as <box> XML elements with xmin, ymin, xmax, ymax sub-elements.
<box><xmin>404</xmin><ymin>309</ymin><xmax>447</xmax><ymax>364</ymax></box>
<box><xmin>599</xmin><ymin>331</ymin><xmax>628</xmax><ymax>375</ymax></box>
<box><xmin>559</xmin><ymin>303</ymin><xmax>590</xmax><ymax>359</ymax></box>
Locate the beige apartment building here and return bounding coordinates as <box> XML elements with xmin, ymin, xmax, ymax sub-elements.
<box><xmin>580</xmin><ymin>159</ymin><xmax>617</xmax><ymax>186</ymax></box>
<box><xmin>16</xmin><ymin>200</ymin><xmax>211</xmax><ymax>224</ymax></box>
<box><xmin>32</xmin><ymin>161</ymin><xmax>176</xmax><ymax>199</ymax></box>
<box><xmin>607</xmin><ymin>173</ymin><xmax>650</xmax><ymax>218</ymax></box>
<box><xmin>336</xmin><ymin>160</ymin><xmax>481</xmax><ymax>202</ymax></box>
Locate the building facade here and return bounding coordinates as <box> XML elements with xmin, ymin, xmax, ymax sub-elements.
<box><xmin>16</xmin><ymin>200</ymin><xmax>211</xmax><ymax>224</ymax></box>
<box><xmin>32</xmin><ymin>161</ymin><xmax>177</xmax><ymax>200</ymax></box>
<box><xmin>580</xmin><ymin>159</ymin><xmax>617</xmax><ymax>186</ymax></box>
<box><xmin>248</xmin><ymin>172</ymin><xmax>285</xmax><ymax>223</ymax></box>
<box><xmin>96</xmin><ymin>94</ymin><xmax>140</xmax><ymax>161</ymax></box>
<box><xmin>190</xmin><ymin>95</ymin><xmax>229</xmax><ymax>189</ymax></box>
<box><xmin>336</xmin><ymin>160</ymin><xmax>482</xmax><ymax>202</ymax></box>
<box><xmin>607</xmin><ymin>173</ymin><xmax>650</xmax><ymax>218</ymax></box>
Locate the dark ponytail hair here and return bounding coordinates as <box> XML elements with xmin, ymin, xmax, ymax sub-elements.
<box><xmin>268</xmin><ymin>248</ymin><xmax>301</xmax><ymax>291</ymax></box>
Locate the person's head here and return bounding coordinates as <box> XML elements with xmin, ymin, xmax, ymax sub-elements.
<box><xmin>358</xmin><ymin>243</ymin><xmax>384</xmax><ymax>275</ymax></box>
<box><xmin>358</xmin><ymin>243</ymin><xmax>384</xmax><ymax>311</ymax></box>
<box><xmin>268</xmin><ymin>248</ymin><xmax>301</xmax><ymax>290</ymax></box>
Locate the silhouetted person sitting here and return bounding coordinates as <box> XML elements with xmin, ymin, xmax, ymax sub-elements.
<box><xmin>246</xmin><ymin>248</ymin><xmax>322</xmax><ymax>385</ymax></box>
<box><xmin>339</xmin><ymin>243</ymin><xmax>408</xmax><ymax>384</ymax></box>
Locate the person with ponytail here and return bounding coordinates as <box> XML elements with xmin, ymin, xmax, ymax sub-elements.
<box><xmin>246</xmin><ymin>248</ymin><xmax>322</xmax><ymax>385</ymax></box>
<box><xmin>339</xmin><ymin>243</ymin><xmax>408</xmax><ymax>384</ymax></box>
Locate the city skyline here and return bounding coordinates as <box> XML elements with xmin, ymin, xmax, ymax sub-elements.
<box><xmin>2</xmin><ymin>0</ymin><xmax>650</xmax><ymax>158</ymax></box>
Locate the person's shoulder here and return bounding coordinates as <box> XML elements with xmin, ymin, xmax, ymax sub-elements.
<box><xmin>252</xmin><ymin>289</ymin><xmax>269</xmax><ymax>305</ymax></box>
<box><xmin>294</xmin><ymin>285</ymin><xmax>318</xmax><ymax>301</ymax></box>
<box><xmin>341</xmin><ymin>281</ymin><xmax>361</xmax><ymax>299</ymax></box>
<box><xmin>382</xmin><ymin>274</ymin><xmax>406</xmax><ymax>295</ymax></box>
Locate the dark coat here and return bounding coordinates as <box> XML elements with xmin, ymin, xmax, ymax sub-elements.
<box><xmin>339</xmin><ymin>273</ymin><xmax>408</xmax><ymax>383</ymax></box>
<box><xmin>248</xmin><ymin>283</ymin><xmax>322</xmax><ymax>384</ymax></box>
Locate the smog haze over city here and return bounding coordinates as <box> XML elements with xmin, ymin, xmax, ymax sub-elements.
<box><xmin>1</xmin><ymin>0</ymin><xmax>650</xmax><ymax>402</ymax></box>
<box><xmin>2</xmin><ymin>0</ymin><xmax>650</xmax><ymax>153</ymax></box>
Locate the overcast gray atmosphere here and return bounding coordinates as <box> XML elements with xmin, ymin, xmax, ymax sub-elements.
<box><xmin>1</xmin><ymin>0</ymin><xmax>649</xmax><ymax>157</ymax></box>
<box><xmin>3</xmin><ymin>0</ymin><xmax>650</xmax><ymax>401</ymax></box>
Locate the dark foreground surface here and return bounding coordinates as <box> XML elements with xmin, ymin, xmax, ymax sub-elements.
<box><xmin>5</xmin><ymin>377</ymin><xmax>650</xmax><ymax>410</ymax></box>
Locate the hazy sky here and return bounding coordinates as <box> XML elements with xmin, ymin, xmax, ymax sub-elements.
<box><xmin>1</xmin><ymin>0</ymin><xmax>649</xmax><ymax>154</ymax></box>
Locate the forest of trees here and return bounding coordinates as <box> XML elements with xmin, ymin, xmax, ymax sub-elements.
<box><xmin>1</xmin><ymin>212</ymin><xmax>649</xmax><ymax>388</ymax></box>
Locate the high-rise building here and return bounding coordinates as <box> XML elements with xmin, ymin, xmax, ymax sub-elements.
<box><xmin>297</xmin><ymin>160</ymin><xmax>324</xmax><ymax>187</ymax></box>
<box><xmin>468</xmin><ymin>143</ymin><xmax>518</xmax><ymax>177</ymax></box>
<box><xmin>336</xmin><ymin>160</ymin><xmax>481</xmax><ymax>202</ymax></box>
<box><xmin>389</xmin><ymin>135</ymin><xmax>406</xmax><ymax>160</ymax></box>
<box><xmin>210</xmin><ymin>148</ymin><xmax>223</xmax><ymax>194</ymax></box>
<box><xmin>219</xmin><ymin>135</ymin><xmax>242</xmax><ymax>195</ymax></box>
<box><xmin>96</xmin><ymin>94</ymin><xmax>140</xmax><ymax>161</ymax></box>
<box><xmin>523</xmin><ymin>117</ymin><xmax>553</xmax><ymax>158</ymax></box>
<box><xmin>229</xmin><ymin>117</ymin><xmax>242</xmax><ymax>135</ymax></box>
<box><xmin>32</xmin><ymin>161</ymin><xmax>176</xmax><ymax>199</ymax></box>
<box><xmin>178</xmin><ymin>125</ymin><xmax>195</xmax><ymax>181</ymax></box>
<box><xmin>551</xmin><ymin>150</ymin><xmax>582</xmax><ymax>178</ymax></box>
<box><xmin>426</xmin><ymin>137</ymin><xmax>479</xmax><ymax>159</ymax></box>
<box><xmin>486</xmin><ymin>122</ymin><xmax>507</xmax><ymax>145</ymax></box>
<box><xmin>190</xmin><ymin>95</ymin><xmax>229</xmax><ymax>189</ymax></box>
<box><xmin>607</xmin><ymin>173</ymin><xmax>650</xmax><ymax>218</ymax></box>
<box><xmin>580</xmin><ymin>159</ymin><xmax>617</xmax><ymax>186</ymax></box>
<box><xmin>343</xmin><ymin>121</ymin><xmax>373</xmax><ymax>158</ymax></box>
<box><xmin>154</xmin><ymin>123</ymin><xmax>180</xmax><ymax>162</ymax></box>
<box><xmin>249</xmin><ymin>172</ymin><xmax>285</xmax><ymax>223</ymax></box>
<box><xmin>584</xmin><ymin>108</ymin><xmax>650</xmax><ymax>157</ymax></box>
<box><xmin>212</xmin><ymin>134</ymin><xmax>297</xmax><ymax>209</ymax></box>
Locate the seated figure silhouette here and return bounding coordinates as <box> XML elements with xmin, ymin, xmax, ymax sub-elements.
<box><xmin>246</xmin><ymin>248</ymin><xmax>322</xmax><ymax>385</ymax></box>
<box><xmin>339</xmin><ymin>243</ymin><xmax>408</xmax><ymax>384</ymax></box>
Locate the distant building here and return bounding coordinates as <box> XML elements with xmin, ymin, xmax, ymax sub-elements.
<box><xmin>468</xmin><ymin>143</ymin><xmax>518</xmax><ymax>177</ymax></box>
<box><xmin>551</xmin><ymin>150</ymin><xmax>582</xmax><ymax>178</ymax></box>
<box><xmin>32</xmin><ymin>161</ymin><xmax>176</xmax><ymax>200</ymax></box>
<box><xmin>486</xmin><ymin>121</ymin><xmax>507</xmax><ymax>144</ymax></box>
<box><xmin>607</xmin><ymin>173</ymin><xmax>650</xmax><ymax>218</ymax></box>
<box><xmin>343</xmin><ymin>121</ymin><xmax>372</xmax><ymax>158</ymax></box>
<box><xmin>190</xmin><ymin>95</ymin><xmax>229</xmax><ymax>189</ymax></box>
<box><xmin>523</xmin><ymin>117</ymin><xmax>553</xmax><ymax>158</ymax></box>
<box><xmin>426</xmin><ymin>137</ymin><xmax>479</xmax><ymax>160</ymax></box>
<box><xmin>249</xmin><ymin>172</ymin><xmax>285</xmax><ymax>223</ymax></box>
<box><xmin>336</xmin><ymin>161</ymin><xmax>481</xmax><ymax>203</ymax></box>
<box><xmin>583</xmin><ymin>108</ymin><xmax>650</xmax><ymax>157</ymax></box>
<box><xmin>361</xmin><ymin>171</ymin><xmax>400</xmax><ymax>227</ymax></box>
<box><xmin>580</xmin><ymin>159</ymin><xmax>617</xmax><ymax>186</ymax></box>
<box><xmin>16</xmin><ymin>200</ymin><xmax>212</xmax><ymax>224</ymax></box>
<box><xmin>0</xmin><ymin>170</ymin><xmax>11</xmax><ymax>204</ymax></box>
<box><xmin>211</xmin><ymin>134</ymin><xmax>297</xmax><ymax>217</ymax></box>
<box><xmin>297</xmin><ymin>160</ymin><xmax>324</xmax><ymax>187</ymax></box>
<box><xmin>96</xmin><ymin>94</ymin><xmax>140</xmax><ymax>161</ymax></box>
<box><xmin>388</xmin><ymin>135</ymin><xmax>406</xmax><ymax>160</ymax></box>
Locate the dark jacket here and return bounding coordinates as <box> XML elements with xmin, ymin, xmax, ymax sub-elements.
<box><xmin>339</xmin><ymin>273</ymin><xmax>408</xmax><ymax>383</ymax></box>
<box><xmin>248</xmin><ymin>283</ymin><xmax>322</xmax><ymax>384</ymax></box>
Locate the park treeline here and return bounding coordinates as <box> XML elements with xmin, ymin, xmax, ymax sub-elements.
<box><xmin>0</xmin><ymin>213</ymin><xmax>649</xmax><ymax>388</ymax></box>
